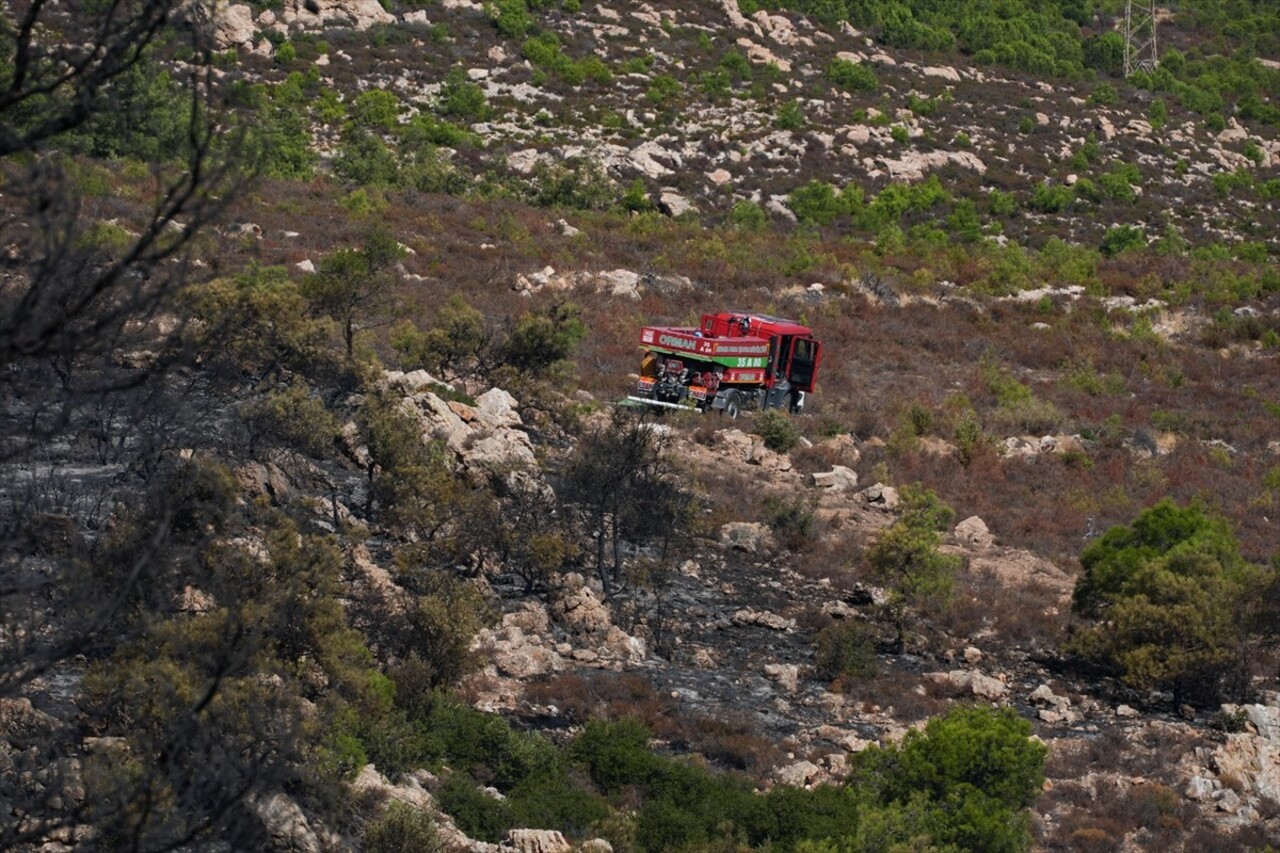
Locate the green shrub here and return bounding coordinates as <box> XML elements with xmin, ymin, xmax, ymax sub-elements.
<box><xmin>495</xmin><ymin>300</ymin><xmax>587</xmax><ymax>378</ymax></box>
<box><xmin>826</xmin><ymin>58</ymin><xmax>878</xmax><ymax>92</ymax></box>
<box><xmin>1067</xmin><ymin>500</ymin><xmax>1273</xmax><ymax>706</ymax></box>
<box><xmin>854</xmin><ymin>706</ymin><xmax>1045</xmax><ymax>853</ymax></box>
<box><xmin>491</xmin><ymin>0</ymin><xmax>532</xmax><ymax>38</ymax></box>
<box><xmin>1089</xmin><ymin>82</ymin><xmax>1118</xmax><ymax>106</ymax></box>
<box><xmin>645</xmin><ymin>74</ymin><xmax>681</xmax><ymax>105</ymax></box>
<box><xmin>762</xmin><ymin>495</ymin><xmax>814</xmax><ymax>551</ymax></box>
<box><xmin>1100</xmin><ymin>224</ymin><xmax>1145</xmax><ymax>257</ymax></box>
<box><xmin>1028</xmin><ymin>182</ymin><xmax>1071</xmax><ymax>213</ymax></box>
<box><xmin>774</xmin><ymin>99</ymin><xmax>806</xmax><ymax>130</ymax></box>
<box><xmin>988</xmin><ymin>188</ymin><xmax>1018</xmax><ymax>216</ymax></box>
<box><xmin>332</xmin><ymin>128</ymin><xmax>399</xmax><ymax>186</ymax></box>
<box><xmin>622</xmin><ymin>178</ymin><xmax>653</xmax><ymax>212</ymax></box>
<box><xmin>754</xmin><ymin>409</ymin><xmax>800</xmax><ymax>453</ymax></box>
<box><xmin>572</xmin><ymin>718</ymin><xmax>662</xmax><ymax>794</ymax></box>
<box><xmin>349</xmin><ymin>89</ymin><xmax>401</xmax><ymax>130</ymax></box>
<box><xmin>814</xmin><ymin>621</ymin><xmax>877</xmax><ymax>682</ymax></box>
<box><xmin>438</xmin><ymin>775</ymin><xmax>512</xmax><ymax>842</ymax></box>
<box><xmin>866</xmin><ymin>484</ymin><xmax>960</xmax><ymax>613</ymax></box>
<box><xmin>241</xmin><ymin>381</ymin><xmax>340</xmax><ymax>457</ymax></box>
<box><xmin>362</xmin><ymin>802</ymin><xmax>442</xmax><ymax>853</ymax></box>
<box><xmin>788</xmin><ymin>180</ymin><xmax>847</xmax><ymax>226</ymax></box>
<box><xmin>729</xmin><ymin>199</ymin><xmax>767</xmax><ymax>230</ymax></box>
<box><xmin>439</xmin><ymin>69</ymin><xmax>489</xmax><ymax>119</ymax></box>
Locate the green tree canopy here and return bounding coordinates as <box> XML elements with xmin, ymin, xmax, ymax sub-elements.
<box><xmin>1068</xmin><ymin>499</ymin><xmax>1273</xmax><ymax>706</ymax></box>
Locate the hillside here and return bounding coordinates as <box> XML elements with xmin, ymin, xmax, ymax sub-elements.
<box><xmin>3</xmin><ymin>0</ymin><xmax>1280</xmax><ymax>851</ymax></box>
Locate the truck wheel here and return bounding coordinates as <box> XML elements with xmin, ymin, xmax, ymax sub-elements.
<box><xmin>723</xmin><ymin>391</ymin><xmax>741</xmax><ymax>420</ymax></box>
<box><xmin>788</xmin><ymin>391</ymin><xmax>804</xmax><ymax>415</ymax></box>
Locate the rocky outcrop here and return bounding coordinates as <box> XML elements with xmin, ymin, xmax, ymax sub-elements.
<box><xmin>1202</xmin><ymin>701</ymin><xmax>1280</xmax><ymax>813</ymax></box>
<box><xmin>251</xmin><ymin>791</ymin><xmax>324</xmax><ymax>853</ymax></box>
<box><xmin>812</xmin><ymin>465</ymin><xmax>858</xmax><ymax>492</ymax></box>
<box><xmin>380</xmin><ymin>371</ymin><xmax>538</xmax><ymax>485</ymax></box>
<box><xmin>506</xmin><ymin>829</ymin><xmax>573</xmax><ymax>853</ymax></box>
<box><xmin>927</xmin><ymin>669</ymin><xmax>1008</xmax><ymax>700</ymax></box>
<box><xmin>952</xmin><ymin>515</ymin><xmax>994</xmax><ymax>548</ymax></box>
<box><xmin>859</xmin><ymin>482</ymin><xmax>900</xmax><ymax>510</ymax></box>
<box><xmin>719</xmin><ymin>521</ymin><xmax>774</xmax><ymax>554</ymax></box>
<box><xmin>550</xmin><ymin>576</ymin><xmax>612</xmax><ymax>636</ymax></box>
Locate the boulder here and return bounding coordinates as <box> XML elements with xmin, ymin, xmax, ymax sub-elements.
<box><xmin>731</xmin><ymin>608</ymin><xmax>795</xmax><ymax>631</ymax></box>
<box><xmin>764</xmin><ymin>663</ymin><xmax>800</xmax><ymax>693</ymax></box>
<box><xmin>279</xmin><ymin>0</ymin><xmax>394</xmax><ymax>31</ymax></box>
<box><xmin>720</xmin><ymin>522</ymin><xmax>774</xmax><ymax>554</ymax></box>
<box><xmin>776</xmin><ymin>760</ymin><xmax>826</xmax><ymax>788</ymax></box>
<box><xmin>475</xmin><ymin>387</ymin><xmax>522</xmax><ymax>429</ymax></box>
<box><xmin>506</xmin><ymin>829</ymin><xmax>572</xmax><ymax>853</ymax></box>
<box><xmin>251</xmin><ymin>791</ymin><xmax>323</xmax><ymax>853</ymax></box>
<box><xmin>485</xmin><ymin>627</ymin><xmax>562</xmax><ymax>678</ymax></box>
<box><xmin>953</xmin><ymin>516</ymin><xmax>994</xmax><ymax>548</ymax></box>
<box><xmin>812</xmin><ymin>465</ymin><xmax>858</xmax><ymax>492</ymax></box>
<box><xmin>351</xmin><ymin>764</ymin><xmax>434</xmax><ymax>811</ymax></box>
<box><xmin>202</xmin><ymin>2</ymin><xmax>256</xmax><ymax>48</ymax></box>
<box><xmin>602</xmin><ymin>626</ymin><xmax>647</xmax><ymax>662</ymax></box>
<box><xmin>860</xmin><ymin>483</ymin><xmax>900</xmax><ymax>510</ymax></box>
<box><xmin>552</xmin><ymin>583</ymin><xmax>611</xmax><ymax>636</ymax></box>
<box><xmin>502</xmin><ymin>602</ymin><xmax>552</xmax><ymax>635</ymax></box>
<box><xmin>929</xmin><ymin>669</ymin><xmax>1007</xmax><ymax>700</ymax></box>
<box><xmin>658</xmin><ymin>190</ymin><xmax>695</xmax><ymax>218</ymax></box>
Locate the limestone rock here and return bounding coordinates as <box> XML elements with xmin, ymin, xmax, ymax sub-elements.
<box><xmin>252</xmin><ymin>791</ymin><xmax>322</xmax><ymax>853</ymax></box>
<box><xmin>812</xmin><ymin>465</ymin><xmax>858</xmax><ymax>492</ymax></box>
<box><xmin>732</xmin><ymin>608</ymin><xmax>795</xmax><ymax>631</ymax></box>
<box><xmin>203</xmin><ymin>2</ymin><xmax>256</xmax><ymax>48</ymax></box>
<box><xmin>776</xmin><ymin>760</ymin><xmax>826</xmax><ymax>788</ymax></box>
<box><xmin>502</xmin><ymin>602</ymin><xmax>552</xmax><ymax>635</ymax></box>
<box><xmin>483</xmin><ymin>626</ymin><xmax>562</xmax><ymax>678</ymax></box>
<box><xmin>552</xmin><ymin>583</ymin><xmax>612</xmax><ymax>636</ymax></box>
<box><xmin>279</xmin><ymin>0</ymin><xmax>394</xmax><ymax>31</ymax></box>
<box><xmin>658</xmin><ymin>190</ymin><xmax>695</xmax><ymax>218</ymax></box>
<box><xmin>351</xmin><ymin>764</ymin><xmax>434</xmax><ymax>811</ymax></box>
<box><xmin>506</xmin><ymin>829</ymin><xmax>572</xmax><ymax>853</ymax></box>
<box><xmin>720</xmin><ymin>522</ymin><xmax>774</xmax><ymax>554</ymax></box>
<box><xmin>953</xmin><ymin>515</ymin><xmax>994</xmax><ymax>548</ymax></box>
<box><xmin>601</xmin><ymin>625</ymin><xmax>646</xmax><ymax>662</ymax></box>
<box><xmin>764</xmin><ymin>663</ymin><xmax>800</xmax><ymax>693</ymax></box>
<box><xmin>860</xmin><ymin>482</ymin><xmax>900</xmax><ymax>510</ymax></box>
<box><xmin>930</xmin><ymin>669</ymin><xmax>1007</xmax><ymax>700</ymax></box>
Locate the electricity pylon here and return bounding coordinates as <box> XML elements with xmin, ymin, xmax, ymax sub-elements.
<box><xmin>1124</xmin><ymin>0</ymin><xmax>1159</xmax><ymax>76</ymax></box>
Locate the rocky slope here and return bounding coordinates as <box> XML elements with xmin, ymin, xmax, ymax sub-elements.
<box><xmin>199</xmin><ymin>0</ymin><xmax>1280</xmax><ymax>249</ymax></box>
<box><xmin>5</xmin><ymin>1</ymin><xmax>1280</xmax><ymax>851</ymax></box>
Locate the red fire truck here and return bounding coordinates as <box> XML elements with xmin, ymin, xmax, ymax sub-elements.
<box><xmin>628</xmin><ymin>311</ymin><xmax>823</xmax><ymax>417</ymax></box>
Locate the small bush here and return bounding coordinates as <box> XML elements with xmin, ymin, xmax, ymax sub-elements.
<box><xmin>814</xmin><ymin>620</ymin><xmax>878</xmax><ymax>682</ymax></box>
<box><xmin>826</xmin><ymin>58</ymin><xmax>877</xmax><ymax>92</ymax></box>
<box><xmin>729</xmin><ymin>199</ymin><xmax>767</xmax><ymax>230</ymax></box>
<box><xmin>762</xmin><ymin>495</ymin><xmax>814</xmax><ymax>551</ymax></box>
<box><xmin>1100</xmin><ymin>225</ymin><xmax>1145</xmax><ymax>257</ymax></box>
<box><xmin>362</xmin><ymin>802</ymin><xmax>442</xmax><ymax>853</ymax></box>
<box><xmin>754</xmin><ymin>409</ymin><xmax>800</xmax><ymax>453</ymax></box>
<box><xmin>437</xmin><ymin>775</ymin><xmax>512</xmax><ymax>843</ymax></box>
<box><xmin>774</xmin><ymin>99</ymin><xmax>806</xmax><ymax>130</ymax></box>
